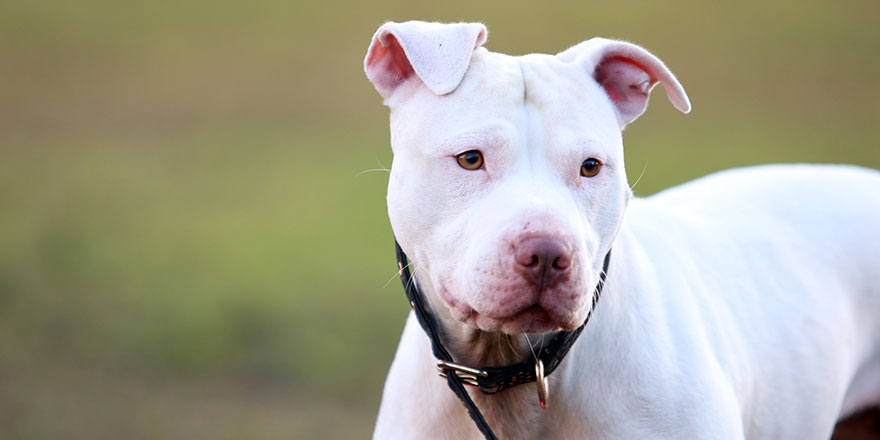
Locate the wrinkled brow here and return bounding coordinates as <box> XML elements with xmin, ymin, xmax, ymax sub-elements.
<box><xmin>435</xmin><ymin>122</ymin><xmax>518</xmax><ymax>154</ymax></box>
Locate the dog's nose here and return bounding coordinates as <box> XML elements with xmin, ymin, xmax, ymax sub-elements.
<box><xmin>514</xmin><ymin>236</ymin><xmax>572</xmax><ymax>288</ymax></box>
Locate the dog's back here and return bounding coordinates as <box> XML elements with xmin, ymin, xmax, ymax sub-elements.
<box><xmin>626</xmin><ymin>164</ymin><xmax>880</xmax><ymax>435</ymax></box>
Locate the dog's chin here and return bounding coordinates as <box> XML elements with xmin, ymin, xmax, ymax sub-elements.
<box><xmin>469</xmin><ymin>305</ymin><xmax>562</xmax><ymax>334</ymax></box>
<box><xmin>438</xmin><ymin>283</ymin><xmax>587</xmax><ymax>334</ymax></box>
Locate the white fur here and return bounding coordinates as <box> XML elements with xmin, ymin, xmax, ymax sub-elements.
<box><xmin>365</xmin><ymin>21</ymin><xmax>880</xmax><ymax>439</ymax></box>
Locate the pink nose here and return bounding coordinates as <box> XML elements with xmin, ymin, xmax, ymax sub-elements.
<box><xmin>514</xmin><ymin>236</ymin><xmax>572</xmax><ymax>289</ymax></box>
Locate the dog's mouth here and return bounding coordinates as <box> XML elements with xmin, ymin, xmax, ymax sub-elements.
<box><xmin>470</xmin><ymin>304</ymin><xmax>558</xmax><ymax>333</ymax></box>
<box><xmin>438</xmin><ymin>286</ymin><xmax>578</xmax><ymax>334</ymax></box>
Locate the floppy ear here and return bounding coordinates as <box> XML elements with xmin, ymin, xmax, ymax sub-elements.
<box><xmin>364</xmin><ymin>21</ymin><xmax>488</xmax><ymax>100</ymax></box>
<box><xmin>557</xmin><ymin>38</ymin><xmax>691</xmax><ymax>127</ymax></box>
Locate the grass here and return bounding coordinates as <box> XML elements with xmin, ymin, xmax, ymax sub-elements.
<box><xmin>0</xmin><ymin>0</ymin><xmax>878</xmax><ymax>438</ymax></box>
<box><xmin>0</xmin><ymin>127</ymin><xmax>400</xmax><ymax>438</ymax></box>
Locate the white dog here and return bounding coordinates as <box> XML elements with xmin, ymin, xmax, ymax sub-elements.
<box><xmin>364</xmin><ymin>20</ymin><xmax>880</xmax><ymax>439</ymax></box>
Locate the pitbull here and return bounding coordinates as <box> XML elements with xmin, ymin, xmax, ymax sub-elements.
<box><xmin>364</xmin><ymin>20</ymin><xmax>880</xmax><ymax>439</ymax></box>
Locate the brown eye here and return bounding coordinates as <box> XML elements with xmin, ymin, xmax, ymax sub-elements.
<box><xmin>580</xmin><ymin>158</ymin><xmax>601</xmax><ymax>177</ymax></box>
<box><xmin>456</xmin><ymin>150</ymin><xmax>484</xmax><ymax>170</ymax></box>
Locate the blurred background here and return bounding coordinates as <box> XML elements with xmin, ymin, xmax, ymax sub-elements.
<box><xmin>0</xmin><ymin>0</ymin><xmax>878</xmax><ymax>438</ymax></box>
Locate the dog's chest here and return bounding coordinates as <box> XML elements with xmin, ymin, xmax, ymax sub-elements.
<box><xmin>471</xmin><ymin>387</ymin><xmax>547</xmax><ymax>439</ymax></box>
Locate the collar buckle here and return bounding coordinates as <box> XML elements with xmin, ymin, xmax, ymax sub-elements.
<box><xmin>436</xmin><ymin>360</ymin><xmax>489</xmax><ymax>388</ymax></box>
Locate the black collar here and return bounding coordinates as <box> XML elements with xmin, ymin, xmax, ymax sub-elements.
<box><xmin>394</xmin><ymin>239</ymin><xmax>612</xmax><ymax>440</ymax></box>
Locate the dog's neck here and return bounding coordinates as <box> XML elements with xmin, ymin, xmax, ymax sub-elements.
<box><xmin>419</xmin><ymin>295</ymin><xmax>551</xmax><ymax>438</ymax></box>
<box><xmin>444</xmin><ymin>319</ymin><xmax>549</xmax><ymax>368</ymax></box>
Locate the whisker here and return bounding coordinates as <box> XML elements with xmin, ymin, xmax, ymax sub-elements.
<box><xmin>630</xmin><ymin>162</ymin><xmax>649</xmax><ymax>192</ymax></box>
<box><xmin>356</xmin><ymin>158</ymin><xmax>392</xmax><ymax>177</ymax></box>
<box><xmin>407</xmin><ymin>262</ymin><xmax>425</xmax><ymax>291</ymax></box>
<box><xmin>504</xmin><ymin>334</ymin><xmax>518</xmax><ymax>361</ymax></box>
<box><xmin>355</xmin><ymin>168</ymin><xmax>391</xmax><ymax>177</ymax></box>
<box><xmin>525</xmin><ymin>333</ymin><xmax>539</xmax><ymax>361</ymax></box>
<box><xmin>497</xmin><ymin>333</ymin><xmax>508</xmax><ymax>362</ymax></box>
<box><xmin>383</xmin><ymin>260</ymin><xmax>416</xmax><ymax>288</ymax></box>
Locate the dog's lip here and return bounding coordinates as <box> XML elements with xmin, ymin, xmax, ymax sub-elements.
<box><xmin>472</xmin><ymin>304</ymin><xmax>559</xmax><ymax>334</ymax></box>
<box><xmin>438</xmin><ymin>285</ymin><xmax>476</xmax><ymax>318</ymax></box>
<box><xmin>538</xmin><ymin>302</ymin><xmax>584</xmax><ymax>331</ymax></box>
<box><xmin>439</xmin><ymin>285</ymin><xmax>582</xmax><ymax>333</ymax></box>
<box><xmin>438</xmin><ymin>285</ymin><xmax>539</xmax><ymax>325</ymax></box>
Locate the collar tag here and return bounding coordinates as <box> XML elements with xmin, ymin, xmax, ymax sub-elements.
<box><xmin>535</xmin><ymin>359</ymin><xmax>549</xmax><ymax>409</ymax></box>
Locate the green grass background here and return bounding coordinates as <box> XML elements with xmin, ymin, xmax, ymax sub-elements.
<box><xmin>1</xmin><ymin>0</ymin><xmax>878</xmax><ymax>438</ymax></box>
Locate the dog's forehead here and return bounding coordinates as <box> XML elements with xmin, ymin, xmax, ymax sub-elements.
<box><xmin>516</xmin><ymin>53</ymin><xmax>622</xmax><ymax>144</ymax></box>
<box><xmin>456</xmin><ymin>49</ymin><xmax>524</xmax><ymax>103</ymax></box>
<box><xmin>390</xmin><ymin>48</ymin><xmax>620</xmax><ymax>154</ymax></box>
<box><xmin>454</xmin><ymin>50</ymin><xmax>609</xmax><ymax>125</ymax></box>
<box><xmin>414</xmin><ymin>49</ymin><xmax>526</xmax><ymax>129</ymax></box>
<box><xmin>389</xmin><ymin>50</ymin><xmax>521</xmax><ymax>151</ymax></box>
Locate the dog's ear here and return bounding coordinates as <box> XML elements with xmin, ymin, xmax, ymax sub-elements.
<box><xmin>364</xmin><ymin>21</ymin><xmax>488</xmax><ymax>101</ymax></box>
<box><xmin>558</xmin><ymin>38</ymin><xmax>691</xmax><ymax>127</ymax></box>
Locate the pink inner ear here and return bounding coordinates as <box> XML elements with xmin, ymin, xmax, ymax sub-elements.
<box><xmin>366</xmin><ymin>34</ymin><xmax>415</xmax><ymax>97</ymax></box>
<box><xmin>594</xmin><ymin>57</ymin><xmax>653</xmax><ymax>125</ymax></box>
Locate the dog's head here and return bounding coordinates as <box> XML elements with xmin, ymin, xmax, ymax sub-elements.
<box><xmin>365</xmin><ymin>21</ymin><xmax>689</xmax><ymax>334</ymax></box>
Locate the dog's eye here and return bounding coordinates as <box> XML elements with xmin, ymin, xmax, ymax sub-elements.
<box><xmin>580</xmin><ymin>158</ymin><xmax>601</xmax><ymax>177</ymax></box>
<box><xmin>456</xmin><ymin>150</ymin><xmax>484</xmax><ymax>171</ymax></box>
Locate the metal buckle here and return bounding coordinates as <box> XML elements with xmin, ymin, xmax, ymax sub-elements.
<box><xmin>536</xmin><ymin>359</ymin><xmax>549</xmax><ymax>409</ymax></box>
<box><xmin>436</xmin><ymin>360</ymin><xmax>489</xmax><ymax>388</ymax></box>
